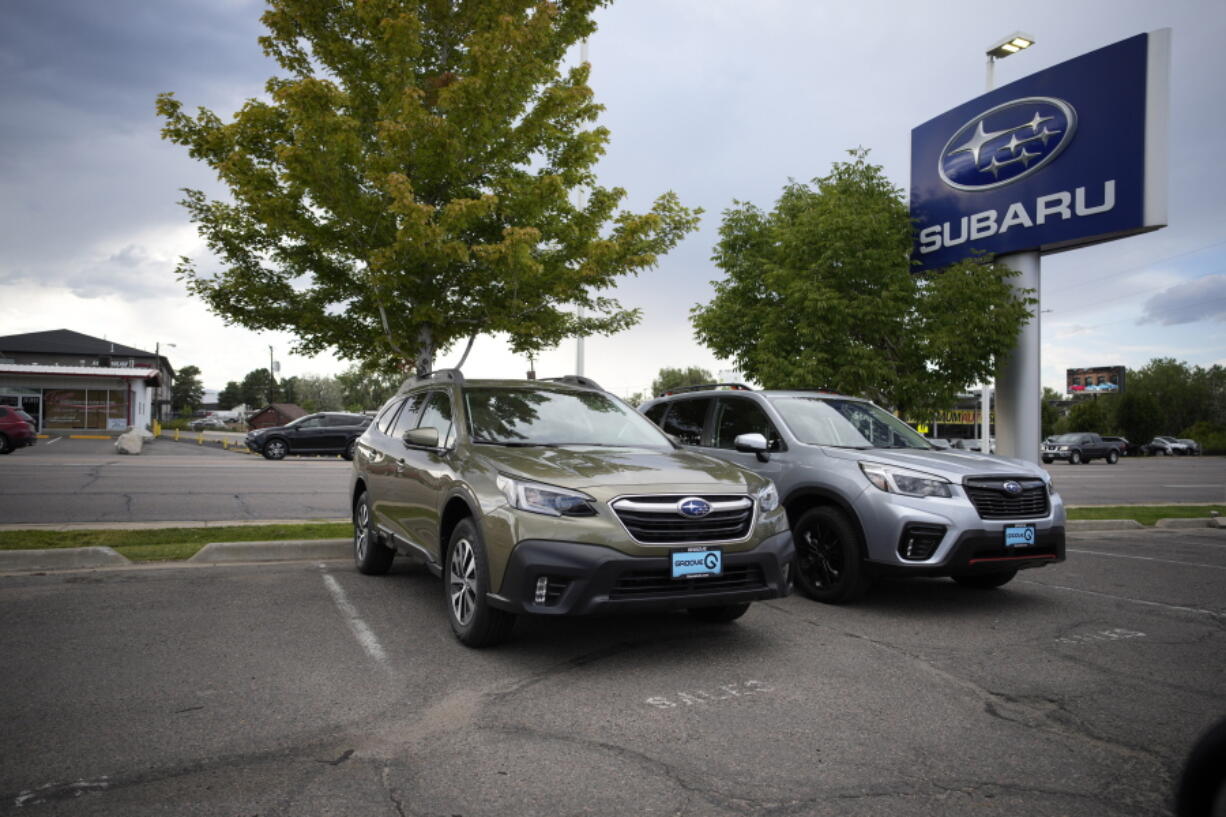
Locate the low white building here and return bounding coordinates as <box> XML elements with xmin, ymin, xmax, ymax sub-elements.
<box><xmin>0</xmin><ymin>330</ymin><xmax>170</xmax><ymax>433</ymax></box>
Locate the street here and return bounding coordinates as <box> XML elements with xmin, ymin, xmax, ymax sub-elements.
<box><xmin>1</xmin><ymin>527</ymin><xmax>1223</xmax><ymax>815</ymax></box>
<box><xmin>1</xmin><ymin>439</ymin><xmax>1223</xmax><ymax>527</ymax></box>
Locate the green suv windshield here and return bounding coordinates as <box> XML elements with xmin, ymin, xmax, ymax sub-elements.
<box><xmin>464</xmin><ymin>387</ymin><xmax>670</xmax><ymax>448</ymax></box>
<box><xmin>770</xmin><ymin>396</ymin><xmax>933</xmax><ymax>450</ymax></box>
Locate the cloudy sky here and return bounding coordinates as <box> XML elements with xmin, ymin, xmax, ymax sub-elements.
<box><xmin>2</xmin><ymin>0</ymin><xmax>1223</xmax><ymax>398</ymax></box>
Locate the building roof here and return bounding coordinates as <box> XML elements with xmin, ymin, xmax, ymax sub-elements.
<box><xmin>0</xmin><ymin>329</ymin><xmax>154</xmax><ymax>358</ymax></box>
<box><xmin>0</xmin><ymin>363</ymin><xmax>162</xmax><ymax>384</ymax></box>
<box><xmin>252</xmin><ymin>403</ymin><xmax>307</xmax><ymax>419</ymax></box>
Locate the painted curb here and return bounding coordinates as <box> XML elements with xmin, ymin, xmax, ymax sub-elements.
<box><xmin>189</xmin><ymin>539</ymin><xmax>351</xmax><ymax>563</ymax></box>
<box><xmin>0</xmin><ymin>547</ymin><xmax>131</xmax><ymax>572</ymax></box>
<box><xmin>1066</xmin><ymin>519</ymin><xmax>1145</xmax><ymax>531</ymax></box>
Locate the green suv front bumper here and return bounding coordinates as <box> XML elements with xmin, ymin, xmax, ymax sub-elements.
<box><xmin>488</xmin><ymin>529</ymin><xmax>795</xmax><ymax>616</ymax></box>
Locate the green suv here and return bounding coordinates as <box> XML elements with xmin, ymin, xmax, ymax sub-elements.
<box><xmin>348</xmin><ymin>371</ymin><xmax>793</xmax><ymax>647</ymax></box>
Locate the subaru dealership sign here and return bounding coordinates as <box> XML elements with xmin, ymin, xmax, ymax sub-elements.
<box><xmin>911</xmin><ymin>31</ymin><xmax>1169</xmax><ymax>271</ymax></box>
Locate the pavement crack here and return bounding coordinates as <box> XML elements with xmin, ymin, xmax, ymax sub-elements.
<box><xmin>316</xmin><ymin>748</ymin><xmax>354</xmax><ymax>766</ymax></box>
<box><xmin>381</xmin><ymin>765</ymin><xmax>410</xmax><ymax>817</ymax></box>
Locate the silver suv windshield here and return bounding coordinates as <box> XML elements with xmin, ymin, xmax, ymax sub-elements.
<box><xmin>465</xmin><ymin>387</ymin><xmax>671</xmax><ymax>448</ymax></box>
<box><xmin>770</xmin><ymin>396</ymin><xmax>933</xmax><ymax>450</ymax></box>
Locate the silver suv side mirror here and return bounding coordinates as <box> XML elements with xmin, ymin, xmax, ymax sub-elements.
<box><xmin>403</xmin><ymin>427</ymin><xmax>440</xmax><ymax>449</ymax></box>
<box><xmin>734</xmin><ymin>432</ymin><xmax>770</xmax><ymax>463</ymax></box>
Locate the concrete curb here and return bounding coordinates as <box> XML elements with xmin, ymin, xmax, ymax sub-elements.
<box><xmin>0</xmin><ymin>547</ymin><xmax>131</xmax><ymax>572</ymax></box>
<box><xmin>1066</xmin><ymin>519</ymin><xmax>1145</xmax><ymax>531</ymax></box>
<box><xmin>1154</xmin><ymin>517</ymin><xmax>1217</xmax><ymax>529</ymax></box>
<box><xmin>189</xmin><ymin>539</ymin><xmax>351</xmax><ymax>563</ymax></box>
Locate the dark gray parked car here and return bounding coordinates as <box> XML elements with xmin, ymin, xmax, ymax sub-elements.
<box><xmin>246</xmin><ymin>412</ymin><xmax>371</xmax><ymax>460</ymax></box>
<box><xmin>640</xmin><ymin>385</ymin><xmax>1065</xmax><ymax>603</ymax></box>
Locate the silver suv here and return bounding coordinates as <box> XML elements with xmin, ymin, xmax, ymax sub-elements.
<box><xmin>640</xmin><ymin>386</ymin><xmax>1065</xmax><ymax>603</ymax></box>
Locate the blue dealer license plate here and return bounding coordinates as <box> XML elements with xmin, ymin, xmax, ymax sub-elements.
<box><xmin>1004</xmin><ymin>525</ymin><xmax>1036</xmax><ymax>548</ymax></box>
<box><xmin>671</xmin><ymin>548</ymin><xmax>723</xmax><ymax>579</ymax></box>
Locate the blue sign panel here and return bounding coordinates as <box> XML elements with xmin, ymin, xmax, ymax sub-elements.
<box><xmin>910</xmin><ymin>31</ymin><xmax>1168</xmax><ymax>272</ymax></box>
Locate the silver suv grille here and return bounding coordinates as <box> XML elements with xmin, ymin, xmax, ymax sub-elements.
<box><xmin>964</xmin><ymin>478</ymin><xmax>1049</xmax><ymax>519</ymax></box>
<box><xmin>611</xmin><ymin>495</ymin><xmax>754</xmax><ymax>544</ymax></box>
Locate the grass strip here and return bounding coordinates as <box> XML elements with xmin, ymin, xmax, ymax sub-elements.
<box><xmin>0</xmin><ymin>523</ymin><xmax>351</xmax><ymax>562</ymax></box>
<box><xmin>1066</xmin><ymin>505</ymin><xmax>1225</xmax><ymax>526</ymax></box>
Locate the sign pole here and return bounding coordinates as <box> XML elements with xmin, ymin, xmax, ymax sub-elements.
<box><xmin>994</xmin><ymin>251</ymin><xmax>1041</xmax><ymax>463</ymax></box>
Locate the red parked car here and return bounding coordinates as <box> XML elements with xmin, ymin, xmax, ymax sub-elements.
<box><xmin>0</xmin><ymin>406</ymin><xmax>38</xmax><ymax>454</ymax></box>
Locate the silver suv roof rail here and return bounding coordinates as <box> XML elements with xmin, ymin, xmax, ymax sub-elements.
<box><xmin>660</xmin><ymin>383</ymin><xmax>753</xmax><ymax>397</ymax></box>
<box><xmin>541</xmin><ymin>375</ymin><xmax>604</xmax><ymax>391</ymax></box>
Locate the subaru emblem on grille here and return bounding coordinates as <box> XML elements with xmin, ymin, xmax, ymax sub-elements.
<box><xmin>1003</xmin><ymin>481</ymin><xmax>1023</xmax><ymax>495</ymax></box>
<box><xmin>677</xmin><ymin>497</ymin><xmax>712</xmax><ymax>518</ymax></box>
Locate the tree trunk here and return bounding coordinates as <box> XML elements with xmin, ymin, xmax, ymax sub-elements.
<box><xmin>414</xmin><ymin>325</ymin><xmax>435</xmax><ymax>376</ymax></box>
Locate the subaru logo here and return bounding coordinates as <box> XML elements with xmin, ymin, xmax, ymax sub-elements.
<box><xmin>1003</xmin><ymin>481</ymin><xmax>1023</xmax><ymax>496</ymax></box>
<box><xmin>939</xmin><ymin>97</ymin><xmax>1077</xmax><ymax>191</ymax></box>
<box><xmin>678</xmin><ymin>497</ymin><xmax>712</xmax><ymax>518</ymax></box>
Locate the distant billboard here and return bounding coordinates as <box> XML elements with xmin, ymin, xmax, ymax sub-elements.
<box><xmin>910</xmin><ymin>30</ymin><xmax>1169</xmax><ymax>271</ymax></box>
<box><xmin>1067</xmin><ymin>366</ymin><xmax>1125</xmax><ymax>394</ymax></box>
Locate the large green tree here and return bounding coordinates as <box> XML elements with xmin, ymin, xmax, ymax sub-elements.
<box><xmin>691</xmin><ymin>150</ymin><xmax>1033</xmax><ymax>416</ymax></box>
<box><xmin>337</xmin><ymin>365</ymin><xmax>401</xmax><ymax>411</ymax></box>
<box><xmin>650</xmin><ymin>366</ymin><xmax>715</xmax><ymax>397</ymax></box>
<box><xmin>218</xmin><ymin>381</ymin><xmax>243</xmax><ymax>410</ymax></box>
<box><xmin>157</xmin><ymin>0</ymin><xmax>699</xmax><ymax>376</ymax></box>
<box><xmin>170</xmin><ymin>365</ymin><xmax>205</xmax><ymax>414</ymax></box>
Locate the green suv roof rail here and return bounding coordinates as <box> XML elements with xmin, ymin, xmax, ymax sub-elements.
<box><xmin>396</xmin><ymin>368</ymin><xmax>466</xmax><ymax>394</ymax></box>
<box><xmin>540</xmin><ymin>375</ymin><xmax>604</xmax><ymax>391</ymax></box>
<box><xmin>659</xmin><ymin>383</ymin><xmax>753</xmax><ymax>397</ymax></box>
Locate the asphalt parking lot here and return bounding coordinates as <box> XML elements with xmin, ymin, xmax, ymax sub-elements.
<box><xmin>2</xmin><ymin>525</ymin><xmax>1224</xmax><ymax>816</ymax></box>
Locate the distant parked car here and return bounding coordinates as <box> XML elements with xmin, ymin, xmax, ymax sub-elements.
<box><xmin>1177</xmin><ymin>438</ymin><xmax>1202</xmax><ymax>456</ymax></box>
<box><xmin>1144</xmin><ymin>436</ymin><xmax>1195</xmax><ymax>456</ymax></box>
<box><xmin>188</xmin><ymin>416</ymin><xmax>227</xmax><ymax>431</ymax></box>
<box><xmin>246</xmin><ymin>412</ymin><xmax>372</xmax><ymax>460</ymax></box>
<box><xmin>952</xmin><ymin>437</ymin><xmax>995</xmax><ymax>454</ymax></box>
<box><xmin>0</xmin><ymin>406</ymin><xmax>38</xmax><ymax>454</ymax></box>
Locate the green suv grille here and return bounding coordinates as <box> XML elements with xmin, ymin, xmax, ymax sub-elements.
<box><xmin>611</xmin><ymin>495</ymin><xmax>754</xmax><ymax>544</ymax></box>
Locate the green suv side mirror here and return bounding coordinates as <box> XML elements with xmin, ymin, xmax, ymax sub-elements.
<box><xmin>735</xmin><ymin>432</ymin><xmax>771</xmax><ymax>463</ymax></box>
<box><xmin>403</xmin><ymin>427</ymin><xmax>440</xmax><ymax>449</ymax></box>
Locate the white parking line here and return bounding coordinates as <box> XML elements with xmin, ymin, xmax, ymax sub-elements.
<box><xmin>1020</xmin><ymin>579</ymin><xmax>1222</xmax><ymax>618</ymax></box>
<box><xmin>1068</xmin><ymin>548</ymin><xmax>1226</xmax><ymax>571</ymax></box>
<box><xmin>320</xmin><ymin>568</ymin><xmax>388</xmax><ymax>666</ymax></box>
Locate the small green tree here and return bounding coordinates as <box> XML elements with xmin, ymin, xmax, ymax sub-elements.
<box><xmin>337</xmin><ymin>365</ymin><xmax>400</xmax><ymax>411</ymax></box>
<box><xmin>218</xmin><ymin>381</ymin><xmax>243</xmax><ymax>410</ymax></box>
<box><xmin>171</xmin><ymin>365</ymin><xmax>205</xmax><ymax>415</ymax></box>
<box><xmin>1040</xmin><ymin>387</ymin><xmax>1063</xmax><ymax>438</ymax></box>
<box><xmin>157</xmin><ymin>0</ymin><xmax>699</xmax><ymax>376</ymax></box>
<box><xmin>1065</xmin><ymin>395</ymin><xmax>1111</xmax><ymax>433</ymax></box>
<box><xmin>293</xmin><ymin>375</ymin><xmax>345</xmax><ymax>412</ymax></box>
<box><xmin>240</xmin><ymin>368</ymin><xmax>281</xmax><ymax>408</ymax></box>
<box><xmin>691</xmin><ymin>150</ymin><xmax>1033</xmax><ymax>416</ymax></box>
<box><xmin>649</xmin><ymin>366</ymin><xmax>715</xmax><ymax>397</ymax></box>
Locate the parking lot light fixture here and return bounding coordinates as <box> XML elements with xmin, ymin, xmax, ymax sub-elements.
<box><xmin>986</xmin><ymin>32</ymin><xmax>1036</xmax><ymax>90</ymax></box>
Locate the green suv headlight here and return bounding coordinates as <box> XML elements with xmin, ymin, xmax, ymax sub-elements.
<box><xmin>859</xmin><ymin>462</ymin><xmax>952</xmax><ymax>498</ymax></box>
<box><xmin>755</xmin><ymin>481</ymin><xmax>780</xmax><ymax>512</ymax></box>
<box><xmin>495</xmin><ymin>475</ymin><xmax>597</xmax><ymax>517</ymax></box>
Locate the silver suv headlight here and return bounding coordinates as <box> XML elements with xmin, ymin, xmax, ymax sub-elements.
<box><xmin>859</xmin><ymin>462</ymin><xmax>952</xmax><ymax>498</ymax></box>
<box><xmin>495</xmin><ymin>475</ymin><xmax>597</xmax><ymax>517</ymax></box>
<box><xmin>755</xmin><ymin>481</ymin><xmax>780</xmax><ymax>513</ymax></box>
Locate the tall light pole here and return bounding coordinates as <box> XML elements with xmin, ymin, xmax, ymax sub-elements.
<box><xmin>984</xmin><ymin>32</ymin><xmax>1039</xmax><ymax>462</ymax></box>
<box><xmin>574</xmin><ymin>38</ymin><xmax>589</xmax><ymax>376</ymax></box>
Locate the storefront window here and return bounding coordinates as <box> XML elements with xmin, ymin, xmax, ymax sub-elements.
<box><xmin>45</xmin><ymin>390</ymin><xmax>87</xmax><ymax>429</ymax></box>
<box><xmin>43</xmin><ymin>389</ymin><xmax>129</xmax><ymax>429</ymax></box>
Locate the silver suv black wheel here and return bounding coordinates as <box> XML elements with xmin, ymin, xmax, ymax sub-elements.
<box><xmin>793</xmin><ymin>506</ymin><xmax>870</xmax><ymax>604</ymax></box>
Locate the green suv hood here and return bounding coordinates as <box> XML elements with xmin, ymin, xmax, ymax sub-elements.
<box><xmin>474</xmin><ymin>445</ymin><xmax>756</xmax><ymax>492</ymax></box>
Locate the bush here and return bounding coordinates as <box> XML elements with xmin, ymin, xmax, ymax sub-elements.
<box><xmin>1179</xmin><ymin>421</ymin><xmax>1226</xmax><ymax>455</ymax></box>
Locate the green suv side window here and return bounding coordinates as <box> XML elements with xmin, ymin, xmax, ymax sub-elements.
<box><xmin>418</xmin><ymin>391</ymin><xmax>455</xmax><ymax>448</ymax></box>
<box><xmin>661</xmin><ymin>398</ymin><xmax>710</xmax><ymax>446</ymax></box>
<box><xmin>388</xmin><ymin>393</ymin><xmax>427</xmax><ymax>440</ymax></box>
<box><xmin>713</xmin><ymin>397</ymin><xmax>783</xmax><ymax>451</ymax></box>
